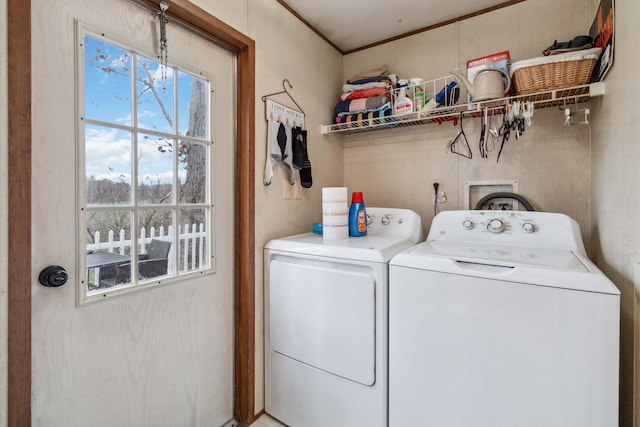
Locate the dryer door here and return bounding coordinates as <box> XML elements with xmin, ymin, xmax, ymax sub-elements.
<box><xmin>269</xmin><ymin>258</ymin><xmax>376</xmax><ymax>386</ymax></box>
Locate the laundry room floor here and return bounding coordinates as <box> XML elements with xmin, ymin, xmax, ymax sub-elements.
<box><xmin>227</xmin><ymin>413</ymin><xmax>286</xmax><ymax>427</ymax></box>
<box><xmin>252</xmin><ymin>414</ymin><xmax>286</xmax><ymax>426</ymax></box>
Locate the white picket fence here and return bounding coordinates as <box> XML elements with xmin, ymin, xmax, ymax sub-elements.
<box><xmin>87</xmin><ymin>223</ymin><xmax>207</xmax><ymax>271</ymax></box>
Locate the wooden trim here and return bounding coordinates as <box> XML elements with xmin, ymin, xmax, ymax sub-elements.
<box><xmin>7</xmin><ymin>0</ymin><xmax>256</xmax><ymax>424</ymax></box>
<box><xmin>7</xmin><ymin>0</ymin><xmax>32</xmax><ymax>425</ymax></box>
<box><xmin>142</xmin><ymin>0</ymin><xmax>253</xmax><ymax>50</ymax></box>
<box><xmin>274</xmin><ymin>0</ymin><xmax>344</xmax><ymax>54</ymax></box>
<box><xmin>276</xmin><ymin>0</ymin><xmax>525</xmax><ymax>55</ymax></box>
<box><xmin>234</xmin><ymin>40</ymin><xmax>257</xmax><ymax>424</ymax></box>
<box><xmin>344</xmin><ymin>0</ymin><xmax>526</xmax><ymax>54</ymax></box>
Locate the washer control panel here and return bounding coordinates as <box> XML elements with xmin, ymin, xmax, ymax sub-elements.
<box><xmin>454</xmin><ymin>211</ymin><xmax>537</xmax><ymax>235</ymax></box>
<box><xmin>427</xmin><ymin>210</ymin><xmax>586</xmax><ymax>252</ymax></box>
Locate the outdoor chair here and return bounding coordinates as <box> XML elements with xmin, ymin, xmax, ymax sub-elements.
<box><xmin>98</xmin><ymin>239</ymin><xmax>172</xmax><ymax>287</ymax></box>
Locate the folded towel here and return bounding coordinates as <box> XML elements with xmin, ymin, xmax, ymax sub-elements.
<box><xmin>339</xmin><ymin>87</ymin><xmax>391</xmax><ymax>102</ymax></box>
<box><xmin>342</xmin><ymin>81</ymin><xmax>392</xmax><ymax>93</ymax></box>
<box><xmin>333</xmin><ymin>102</ymin><xmax>395</xmax><ymax>130</ymax></box>
<box><xmin>334</xmin><ymin>95</ymin><xmax>390</xmax><ymax>115</ymax></box>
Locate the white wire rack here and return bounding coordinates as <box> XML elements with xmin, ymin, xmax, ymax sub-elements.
<box><xmin>322</xmin><ymin>80</ymin><xmax>604</xmax><ymax>135</ymax></box>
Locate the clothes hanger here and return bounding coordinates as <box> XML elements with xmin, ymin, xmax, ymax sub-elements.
<box><xmin>479</xmin><ymin>107</ymin><xmax>488</xmax><ymax>159</ymax></box>
<box><xmin>262</xmin><ymin>79</ymin><xmax>305</xmax><ymax>116</ymax></box>
<box><xmin>447</xmin><ymin>112</ymin><xmax>472</xmax><ymax>159</ymax></box>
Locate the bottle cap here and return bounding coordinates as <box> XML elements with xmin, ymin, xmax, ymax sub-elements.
<box><xmin>351</xmin><ymin>192</ymin><xmax>364</xmax><ymax>203</ymax></box>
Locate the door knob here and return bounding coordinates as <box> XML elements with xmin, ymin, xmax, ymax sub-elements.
<box><xmin>38</xmin><ymin>265</ymin><xmax>68</xmax><ymax>287</ymax></box>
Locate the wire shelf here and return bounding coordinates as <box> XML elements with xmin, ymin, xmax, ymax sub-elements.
<box><xmin>322</xmin><ymin>82</ymin><xmax>603</xmax><ymax>135</ymax></box>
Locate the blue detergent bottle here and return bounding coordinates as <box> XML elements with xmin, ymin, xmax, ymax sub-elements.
<box><xmin>349</xmin><ymin>192</ymin><xmax>367</xmax><ymax>237</ymax></box>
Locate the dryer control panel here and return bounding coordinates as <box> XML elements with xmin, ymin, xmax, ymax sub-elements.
<box><xmin>428</xmin><ymin>210</ymin><xmax>586</xmax><ymax>253</ymax></box>
<box><xmin>365</xmin><ymin>207</ymin><xmax>423</xmax><ymax>241</ymax></box>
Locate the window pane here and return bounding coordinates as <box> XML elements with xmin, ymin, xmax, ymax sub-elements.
<box><xmin>85</xmin><ymin>210</ymin><xmax>133</xmax><ymax>291</ymax></box>
<box><xmin>178</xmin><ymin>208</ymin><xmax>209</xmax><ymax>273</ymax></box>
<box><xmin>84</xmin><ymin>35</ymin><xmax>132</xmax><ymax>126</ymax></box>
<box><xmin>137</xmin><ymin>134</ymin><xmax>174</xmax><ymax>205</ymax></box>
<box><xmin>136</xmin><ymin>55</ymin><xmax>173</xmax><ymax>133</ymax></box>
<box><xmin>79</xmin><ymin>29</ymin><xmax>215</xmax><ymax>302</ymax></box>
<box><xmin>178</xmin><ymin>71</ymin><xmax>209</xmax><ymax>140</ymax></box>
<box><xmin>137</xmin><ymin>209</ymin><xmax>174</xmax><ymax>282</ymax></box>
<box><xmin>85</xmin><ymin>124</ymin><xmax>132</xmax><ymax>205</ymax></box>
<box><xmin>179</xmin><ymin>141</ymin><xmax>209</xmax><ymax>204</ymax></box>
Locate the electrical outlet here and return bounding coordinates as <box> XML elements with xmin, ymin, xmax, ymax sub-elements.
<box><xmin>282</xmin><ymin>180</ymin><xmax>292</xmax><ymax>199</ymax></box>
<box><xmin>293</xmin><ymin>181</ymin><xmax>303</xmax><ymax>200</ymax></box>
<box><xmin>431</xmin><ymin>179</ymin><xmax>446</xmax><ymax>205</ymax></box>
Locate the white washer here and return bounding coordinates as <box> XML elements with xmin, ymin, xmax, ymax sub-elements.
<box><xmin>389</xmin><ymin>210</ymin><xmax>620</xmax><ymax>427</ymax></box>
<box><xmin>265</xmin><ymin>207</ymin><xmax>422</xmax><ymax>427</ymax></box>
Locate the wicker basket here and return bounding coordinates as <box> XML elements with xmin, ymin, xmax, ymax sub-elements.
<box><xmin>512</xmin><ymin>58</ymin><xmax>596</xmax><ymax>95</ymax></box>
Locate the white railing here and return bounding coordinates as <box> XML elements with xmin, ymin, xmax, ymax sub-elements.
<box><xmin>86</xmin><ymin>223</ymin><xmax>207</xmax><ymax>271</ymax></box>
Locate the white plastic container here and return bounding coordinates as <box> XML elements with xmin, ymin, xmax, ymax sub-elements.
<box><xmin>394</xmin><ymin>87</ymin><xmax>413</xmax><ymax>115</ymax></box>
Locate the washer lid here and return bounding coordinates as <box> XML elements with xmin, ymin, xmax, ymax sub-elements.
<box><xmin>410</xmin><ymin>241</ymin><xmax>588</xmax><ymax>271</ymax></box>
<box><xmin>391</xmin><ymin>241</ymin><xmax>620</xmax><ymax>295</ymax></box>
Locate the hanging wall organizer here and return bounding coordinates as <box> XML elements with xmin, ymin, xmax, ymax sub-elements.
<box><xmin>262</xmin><ymin>79</ymin><xmax>311</xmax><ymax>188</ymax></box>
<box><xmin>262</xmin><ymin>79</ymin><xmax>306</xmax><ymax>128</ymax></box>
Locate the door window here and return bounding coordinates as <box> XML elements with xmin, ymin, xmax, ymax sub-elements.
<box><xmin>78</xmin><ymin>26</ymin><xmax>215</xmax><ymax>303</ymax></box>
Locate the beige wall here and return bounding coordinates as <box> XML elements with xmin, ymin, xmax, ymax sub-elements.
<box><xmin>589</xmin><ymin>0</ymin><xmax>640</xmax><ymax>425</ymax></box>
<box><xmin>0</xmin><ymin>0</ymin><xmax>8</xmax><ymax>424</ymax></box>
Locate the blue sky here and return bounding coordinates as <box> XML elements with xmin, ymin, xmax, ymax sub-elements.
<box><xmin>83</xmin><ymin>34</ymin><xmax>206</xmax><ymax>186</ymax></box>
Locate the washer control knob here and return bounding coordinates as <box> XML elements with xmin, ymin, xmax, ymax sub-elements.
<box><xmin>462</xmin><ymin>220</ymin><xmax>473</xmax><ymax>230</ymax></box>
<box><xmin>522</xmin><ymin>222</ymin><xmax>535</xmax><ymax>233</ymax></box>
<box><xmin>487</xmin><ymin>219</ymin><xmax>505</xmax><ymax>233</ymax></box>
<box><xmin>381</xmin><ymin>215</ymin><xmax>391</xmax><ymax>225</ymax></box>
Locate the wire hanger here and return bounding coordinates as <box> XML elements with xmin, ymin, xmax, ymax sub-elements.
<box><xmin>262</xmin><ymin>79</ymin><xmax>305</xmax><ymax>115</ymax></box>
<box><xmin>447</xmin><ymin>112</ymin><xmax>472</xmax><ymax>159</ymax></box>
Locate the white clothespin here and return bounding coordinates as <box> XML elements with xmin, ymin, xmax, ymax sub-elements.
<box><xmin>512</xmin><ymin>101</ymin><xmax>521</xmax><ymax>119</ymax></box>
<box><xmin>506</xmin><ymin>103</ymin><xmax>514</xmax><ymax>121</ymax></box>
<box><xmin>522</xmin><ymin>101</ymin><xmax>534</xmax><ymax>126</ymax></box>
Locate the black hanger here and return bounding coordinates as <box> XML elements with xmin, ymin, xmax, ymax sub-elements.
<box><xmin>448</xmin><ymin>112</ymin><xmax>472</xmax><ymax>159</ymax></box>
<box><xmin>262</xmin><ymin>79</ymin><xmax>305</xmax><ymax>115</ymax></box>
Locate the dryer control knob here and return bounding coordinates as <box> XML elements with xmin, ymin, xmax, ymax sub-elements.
<box><xmin>462</xmin><ymin>220</ymin><xmax>473</xmax><ymax>230</ymax></box>
<box><xmin>522</xmin><ymin>222</ymin><xmax>535</xmax><ymax>233</ymax></box>
<box><xmin>487</xmin><ymin>219</ymin><xmax>505</xmax><ymax>233</ymax></box>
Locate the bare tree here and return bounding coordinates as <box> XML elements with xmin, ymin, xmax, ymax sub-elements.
<box><xmin>85</xmin><ymin>42</ymin><xmax>209</xmax><ymax>242</ymax></box>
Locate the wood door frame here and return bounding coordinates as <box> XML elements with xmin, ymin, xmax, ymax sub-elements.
<box><xmin>7</xmin><ymin>0</ymin><xmax>256</xmax><ymax>424</ymax></box>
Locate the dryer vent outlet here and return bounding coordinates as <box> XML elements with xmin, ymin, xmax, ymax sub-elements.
<box><xmin>465</xmin><ymin>180</ymin><xmax>519</xmax><ymax>210</ymax></box>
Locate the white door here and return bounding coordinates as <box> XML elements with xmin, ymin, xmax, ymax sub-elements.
<box><xmin>31</xmin><ymin>0</ymin><xmax>235</xmax><ymax>425</ymax></box>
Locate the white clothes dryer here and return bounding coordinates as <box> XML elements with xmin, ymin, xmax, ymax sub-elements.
<box><xmin>265</xmin><ymin>207</ymin><xmax>422</xmax><ymax>427</ymax></box>
<box><xmin>389</xmin><ymin>210</ymin><xmax>620</xmax><ymax>427</ymax></box>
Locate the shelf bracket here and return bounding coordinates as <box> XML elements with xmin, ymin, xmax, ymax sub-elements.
<box><xmin>589</xmin><ymin>82</ymin><xmax>605</xmax><ymax>97</ymax></box>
